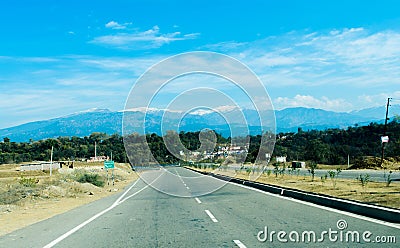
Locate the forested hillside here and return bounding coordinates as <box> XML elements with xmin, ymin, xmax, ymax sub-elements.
<box><xmin>274</xmin><ymin>120</ymin><xmax>400</xmax><ymax>165</ymax></box>
<box><xmin>1</xmin><ymin>120</ymin><xmax>399</xmax><ymax>166</ymax></box>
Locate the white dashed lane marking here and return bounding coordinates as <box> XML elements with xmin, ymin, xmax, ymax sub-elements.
<box><xmin>205</xmin><ymin>210</ymin><xmax>218</xmax><ymax>223</ymax></box>
<box><xmin>233</xmin><ymin>240</ymin><xmax>247</xmax><ymax>248</ymax></box>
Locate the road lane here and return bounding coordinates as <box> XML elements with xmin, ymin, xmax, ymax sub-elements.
<box><xmin>0</xmin><ymin>179</ymin><xmax>149</xmax><ymax>248</ymax></box>
<box><xmin>138</xmin><ymin>166</ymin><xmax>227</xmax><ymax>197</ymax></box>
<box><xmin>49</xmin><ymin>173</ymin><xmax>230</xmax><ymax>247</ymax></box>
<box><xmin>199</xmin><ymin>181</ymin><xmax>399</xmax><ymax>247</ymax></box>
<box><xmin>0</xmin><ymin>167</ymin><xmax>398</xmax><ymax>247</ymax></box>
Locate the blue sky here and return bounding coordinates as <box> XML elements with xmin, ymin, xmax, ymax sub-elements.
<box><xmin>1</xmin><ymin>0</ymin><xmax>400</xmax><ymax>128</ymax></box>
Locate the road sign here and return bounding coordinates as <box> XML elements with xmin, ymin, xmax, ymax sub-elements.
<box><xmin>381</xmin><ymin>136</ymin><xmax>389</xmax><ymax>143</ymax></box>
<box><xmin>104</xmin><ymin>161</ymin><xmax>115</xmax><ymax>169</ymax></box>
<box><xmin>104</xmin><ymin>161</ymin><xmax>115</xmax><ymax>185</ymax></box>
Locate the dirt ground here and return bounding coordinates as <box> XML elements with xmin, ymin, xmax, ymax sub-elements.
<box><xmin>0</xmin><ymin>163</ymin><xmax>138</xmax><ymax>236</ymax></box>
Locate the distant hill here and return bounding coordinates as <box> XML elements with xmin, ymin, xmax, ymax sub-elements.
<box><xmin>1</xmin><ymin>106</ymin><xmax>396</xmax><ymax>142</ymax></box>
<box><xmin>350</xmin><ymin>105</ymin><xmax>400</xmax><ymax>120</ymax></box>
<box><xmin>0</xmin><ymin>109</ymin><xmax>123</xmax><ymax>142</ymax></box>
<box><xmin>275</xmin><ymin>107</ymin><xmax>377</xmax><ymax>133</ymax></box>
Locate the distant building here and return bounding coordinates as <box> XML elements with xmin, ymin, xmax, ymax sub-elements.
<box><xmin>191</xmin><ymin>151</ymin><xmax>201</xmax><ymax>157</ymax></box>
<box><xmin>276</xmin><ymin>156</ymin><xmax>287</xmax><ymax>163</ymax></box>
<box><xmin>88</xmin><ymin>156</ymin><xmax>108</xmax><ymax>162</ymax></box>
<box><xmin>20</xmin><ymin>162</ymin><xmax>60</xmax><ymax>171</ymax></box>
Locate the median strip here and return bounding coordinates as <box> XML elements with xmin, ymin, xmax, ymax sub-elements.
<box><xmin>205</xmin><ymin>210</ymin><xmax>218</xmax><ymax>222</ymax></box>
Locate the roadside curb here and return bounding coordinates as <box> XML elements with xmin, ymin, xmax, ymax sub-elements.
<box><xmin>186</xmin><ymin>168</ymin><xmax>400</xmax><ymax>223</ymax></box>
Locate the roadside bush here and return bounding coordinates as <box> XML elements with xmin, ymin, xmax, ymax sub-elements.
<box><xmin>351</xmin><ymin>156</ymin><xmax>386</xmax><ymax>169</ymax></box>
<box><xmin>273</xmin><ymin>162</ymin><xmax>280</xmax><ymax>177</ymax></box>
<box><xmin>320</xmin><ymin>174</ymin><xmax>327</xmax><ymax>184</ymax></box>
<box><xmin>385</xmin><ymin>171</ymin><xmax>393</xmax><ymax>187</ymax></box>
<box><xmin>357</xmin><ymin>174</ymin><xmax>370</xmax><ymax>188</ymax></box>
<box><xmin>307</xmin><ymin>161</ymin><xmax>318</xmax><ymax>181</ymax></box>
<box><xmin>19</xmin><ymin>177</ymin><xmax>38</xmax><ymax>187</ymax></box>
<box><xmin>327</xmin><ymin>168</ymin><xmax>341</xmax><ymax>189</ymax></box>
<box><xmin>0</xmin><ymin>184</ymin><xmax>39</xmax><ymax>204</ymax></box>
<box><xmin>279</xmin><ymin>163</ymin><xmax>286</xmax><ymax>177</ymax></box>
<box><xmin>245</xmin><ymin>167</ymin><xmax>252</xmax><ymax>176</ymax></box>
<box><xmin>77</xmin><ymin>173</ymin><xmax>105</xmax><ymax>187</ymax></box>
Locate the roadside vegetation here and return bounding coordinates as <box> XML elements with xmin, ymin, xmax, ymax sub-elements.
<box><xmin>188</xmin><ymin>163</ymin><xmax>400</xmax><ymax>209</ymax></box>
<box><xmin>0</xmin><ymin>162</ymin><xmax>137</xmax><ymax>236</ymax></box>
<box><xmin>0</xmin><ymin>163</ymin><xmax>133</xmax><ymax>207</ymax></box>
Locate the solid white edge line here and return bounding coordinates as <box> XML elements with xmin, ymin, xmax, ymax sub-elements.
<box><xmin>43</xmin><ymin>179</ymin><xmax>140</xmax><ymax>248</ymax></box>
<box><xmin>233</xmin><ymin>239</ymin><xmax>247</xmax><ymax>248</ymax></box>
<box><xmin>205</xmin><ymin>210</ymin><xmax>218</xmax><ymax>223</ymax></box>
<box><xmin>119</xmin><ymin>170</ymin><xmax>166</xmax><ymax>204</ymax></box>
<box><xmin>184</xmin><ymin>168</ymin><xmax>400</xmax><ymax>230</ymax></box>
<box><xmin>117</xmin><ymin>184</ymin><xmax>149</xmax><ymax>205</ymax></box>
<box><xmin>44</xmin><ymin>170</ymin><xmax>167</xmax><ymax>248</ymax></box>
<box><xmin>195</xmin><ymin>197</ymin><xmax>202</xmax><ymax>204</ymax></box>
<box><xmin>113</xmin><ymin>178</ymin><xmax>141</xmax><ymax>206</ymax></box>
<box><xmin>231</xmin><ymin>181</ymin><xmax>400</xmax><ymax>230</ymax></box>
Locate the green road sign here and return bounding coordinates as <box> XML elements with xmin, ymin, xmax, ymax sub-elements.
<box><xmin>104</xmin><ymin>161</ymin><xmax>115</xmax><ymax>169</ymax></box>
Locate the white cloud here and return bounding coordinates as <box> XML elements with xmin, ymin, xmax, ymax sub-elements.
<box><xmin>201</xmin><ymin>41</ymin><xmax>248</xmax><ymax>51</ymax></box>
<box><xmin>358</xmin><ymin>91</ymin><xmax>400</xmax><ymax>107</ymax></box>
<box><xmin>214</xmin><ymin>105</ymin><xmax>239</xmax><ymax>112</ymax></box>
<box><xmin>0</xmin><ymin>88</ymin><xmax>98</xmax><ymax>128</ymax></box>
<box><xmin>91</xmin><ymin>25</ymin><xmax>199</xmax><ymax>49</ymax></box>
<box><xmin>308</xmin><ymin>28</ymin><xmax>400</xmax><ymax>66</ymax></box>
<box><xmin>105</xmin><ymin>21</ymin><xmax>132</xmax><ymax>30</ymax></box>
<box><xmin>19</xmin><ymin>57</ymin><xmax>60</xmax><ymax>63</ymax></box>
<box><xmin>199</xmin><ymin>27</ymin><xmax>400</xmax><ymax>113</ymax></box>
<box><xmin>208</xmin><ymin>28</ymin><xmax>400</xmax><ymax>90</ymax></box>
<box><xmin>0</xmin><ymin>56</ymin><xmax>60</xmax><ymax>63</ymax></box>
<box><xmin>74</xmin><ymin>55</ymin><xmax>162</xmax><ymax>76</ymax></box>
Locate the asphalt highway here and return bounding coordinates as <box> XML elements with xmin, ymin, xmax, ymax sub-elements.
<box><xmin>0</xmin><ymin>167</ymin><xmax>399</xmax><ymax>247</ymax></box>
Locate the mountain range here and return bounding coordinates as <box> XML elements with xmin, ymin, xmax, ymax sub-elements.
<box><xmin>1</xmin><ymin>105</ymin><xmax>398</xmax><ymax>142</ymax></box>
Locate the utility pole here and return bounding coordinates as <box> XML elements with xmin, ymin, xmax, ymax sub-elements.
<box><xmin>381</xmin><ymin>98</ymin><xmax>392</xmax><ymax>165</ymax></box>
<box><xmin>50</xmin><ymin>146</ymin><xmax>54</xmax><ymax>176</ymax></box>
